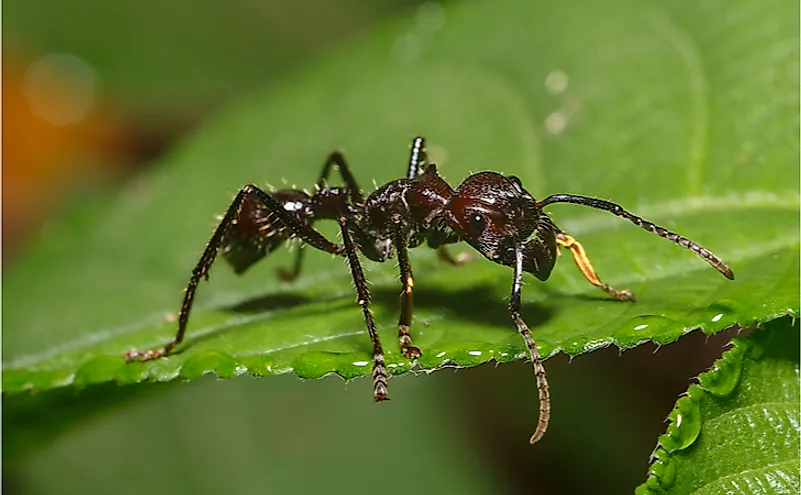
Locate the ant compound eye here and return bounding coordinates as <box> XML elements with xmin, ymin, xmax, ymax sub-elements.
<box><xmin>469</xmin><ymin>214</ymin><xmax>487</xmax><ymax>232</ymax></box>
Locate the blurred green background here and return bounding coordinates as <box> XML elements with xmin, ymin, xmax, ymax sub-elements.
<box><xmin>3</xmin><ymin>0</ymin><xmax>796</xmax><ymax>494</ymax></box>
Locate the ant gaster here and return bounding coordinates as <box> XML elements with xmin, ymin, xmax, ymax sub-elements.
<box><xmin>125</xmin><ymin>137</ymin><xmax>735</xmax><ymax>444</ymax></box>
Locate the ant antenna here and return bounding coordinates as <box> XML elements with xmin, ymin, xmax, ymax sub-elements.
<box><xmin>538</xmin><ymin>194</ymin><xmax>735</xmax><ymax>280</ymax></box>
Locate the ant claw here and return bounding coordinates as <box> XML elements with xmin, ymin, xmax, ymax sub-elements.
<box><xmin>123</xmin><ymin>349</ymin><xmax>140</xmax><ymax>362</ymax></box>
<box><xmin>402</xmin><ymin>346</ymin><xmax>422</xmax><ymax>359</ymax></box>
<box><xmin>612</xmin><ymin>289</ymin><xmax>636</xmax><ymax>302</ymax></box>
<box><xmin>124</xmin><ymin>348</ymin><xmax>165</xmax><ymax>362</ymax></box>
<box><xmin>619</xmin><ymin>290</ymin><xmax>636</xmax><ymax>302</ymax></box>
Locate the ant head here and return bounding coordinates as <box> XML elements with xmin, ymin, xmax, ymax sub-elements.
<box><xmin>444</xmin><ymin>172</ymin><xmax>540</xmax><ymax>261</ymax></box>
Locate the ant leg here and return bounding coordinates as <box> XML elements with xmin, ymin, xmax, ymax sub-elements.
<box><xmin>407</xmin><ymin>136</ymin><xmax>427</xmax><ymax>179</ymax></box>
<box><xmin>319</xmin><ymin>151</ymin><xmax>364</xmax><ymax>203</ymax></box>
<box><xmin>555</xmin><ymin>231</ymin><xmax>635</xmax><ymax>302</ymax></box>
<box><xmin>125</xmin><ymin>184</ymin><xmax>341</xmax><ymax>362</ymax></box>
<box><xmin>277</xmin><ymin>245</ymin><xmax>305</xmax><ymax>282</ymax></box>
<box><xmin>391</xmin><ymin>222</ymin><xmax>422</xmax><ymax>359</ymax></box>
<box><xmin>273</xmin><ymin>149</ymin><xmax>363</xmax><ymax>281</ymax></box>
<box><xmin>539</xmin><ymin>194</ymin><xmax>734</xmax><ymax>280</ymax></box>
<box><xmin>436</xmin><ymin>246</ymin><xmax>476</xmax><ymax>266</ymax></box>
<box><xmin>338</xmin><ymin>216</ymin><xmax>390</xmax><ymax>401</ymax></box>
<box><xmin>510</xmin><ymin>244</ymin><xmax>551</xmax><ymax>444</ymax></box>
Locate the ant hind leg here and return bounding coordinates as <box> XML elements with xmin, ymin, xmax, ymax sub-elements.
<box><xmin>125</xmin><ymin>184</ymin><xmax>340</xmax><ymax>362</ymax></box>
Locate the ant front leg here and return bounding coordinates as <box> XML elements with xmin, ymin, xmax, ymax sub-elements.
<box><xmin>510</xmin><ymin>244</ymin><xmax>551</xmax><ymax>444</ymax></box>
<box><xmin>391</xmin><ymin>221</ymin><xmax>421</xmax><ymax>359</ymax></box>
<box><xmin>125</xmin><ymin>184</ymin><xmax>341</xmax><ymax>362</ymax></box>
<box><xmin>338</xmin><ymin>217</ymin><xmax>390</xmax><ymax>401</ymax></box>
<box><xmin>555</xmin><ymin>231</ymin><xmax>635</xmax><ymax>302</ymax></box>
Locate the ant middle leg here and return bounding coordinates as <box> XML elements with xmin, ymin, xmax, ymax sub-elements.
<box><xmin>391</xmin><ymin>222</ymin><xmax>422</xmax><ymax>359</ymax></box>
<box><xmin>338</xmin><ymin>217</ymin><xmax>390</xmax><ymax>401</ymax></box>
<box><xmin>555</xmin><ymin>231</ymin><xmax>635</xmax><ymax>302</ymax></box>
<box><xmin>125</xmin><ymin>184</ymin><xmax>341</xmax><ymax>362</ymax></box>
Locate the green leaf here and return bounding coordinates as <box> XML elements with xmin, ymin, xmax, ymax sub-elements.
<box><xmin>638</xmin><ymin>316</ymin><xmax>800</xmax><ymax>494</ymax></box>
<box><xmin>4</xmin><ymin>0</ymin><xmax>798</xmax><ymax>397</ymax></box>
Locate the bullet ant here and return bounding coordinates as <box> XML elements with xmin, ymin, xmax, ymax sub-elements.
<box><xmin>125</xmin><ymin>137</ymin><xmax>734</xmax><ymax>443</ymax></box>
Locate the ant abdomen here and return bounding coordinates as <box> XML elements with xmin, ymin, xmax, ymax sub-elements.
<box><xmin>222</xmin><ymin>189</ymin><xmax>313</xmax><ymax>274</ymax></box>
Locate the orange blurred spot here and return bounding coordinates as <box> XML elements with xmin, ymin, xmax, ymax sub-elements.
<box><xmin>3</xmin><ymin>49</ymin><xmax>133</xmax><ymax>262</ymax></box>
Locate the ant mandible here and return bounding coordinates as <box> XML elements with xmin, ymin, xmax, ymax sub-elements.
<box><xmin>125</xmin><ymin>137</ymin><xmax>735</xmax><ymax>444</ymax></box>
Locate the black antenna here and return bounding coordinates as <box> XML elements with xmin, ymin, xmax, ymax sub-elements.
<box><xmin>539</xmin><ymin>194</ymin><xmax>735</xmax><ymax>280</ymax></box>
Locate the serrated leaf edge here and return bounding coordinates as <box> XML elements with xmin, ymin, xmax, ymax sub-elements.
<box><xmin>4</xmin><ymin>310</ymin><xmax>796</xmax><ymax>398</ymax></box>
<box><xmin>636</xmin><ymin>316</ymin><xmax>800</xmax><ymax>494</ymax></box>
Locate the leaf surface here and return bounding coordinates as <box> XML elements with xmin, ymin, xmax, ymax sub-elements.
<box><xmin>638</xmin><ymin>317</ymin><xmax>800</xmax><ymax>494</ymax></box>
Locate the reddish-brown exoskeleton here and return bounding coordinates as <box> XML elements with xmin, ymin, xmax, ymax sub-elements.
<box><xmin>125</xmin><ymin>137</ymin><xmax>734</xmax><ymax>443</ymax></box>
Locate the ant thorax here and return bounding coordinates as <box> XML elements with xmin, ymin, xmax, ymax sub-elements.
<box><xmin>349</xmin><ymin>179</ymin><xmax>413</xmax><ymax>262</ymax></box>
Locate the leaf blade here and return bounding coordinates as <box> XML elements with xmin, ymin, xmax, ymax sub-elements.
<box><xmin>4</xmin><ymin>0</ymin><xmax>798</xmax><ymax>395</ymax></box>
<box><xmin>638</xmin><ymin>317</ymin><xmax>801</xmax><ymax>494</ymax></box>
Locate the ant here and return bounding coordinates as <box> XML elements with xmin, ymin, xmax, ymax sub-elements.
<box><xmin>125</xmin><ymin>137</ymin><xmax>735</xmax><ymax>444</ymax></box>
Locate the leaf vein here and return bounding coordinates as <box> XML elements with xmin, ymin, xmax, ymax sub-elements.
<box><xmin>690</xmin><ymin>458</ymin><xmax>799</xmax><ymax>495</ymax></box>
<box><xmin>703</xmin><ymin>401</ymin><xmax>800</xmax><ymax>430</ymax></box>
